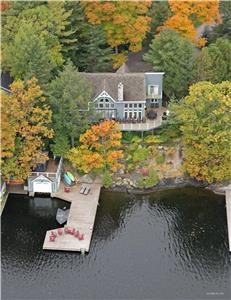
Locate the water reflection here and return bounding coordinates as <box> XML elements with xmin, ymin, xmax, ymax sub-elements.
<box><xmin>1</xmin><ymin>188</ymin><xmax>231</xmax><ymax>300</ymax></box>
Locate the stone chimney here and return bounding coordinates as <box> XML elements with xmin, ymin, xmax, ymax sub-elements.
<box><xmin>118</xmin><ymin>82</ymin><xmax>123</xmax><ymax>101</ymax></box>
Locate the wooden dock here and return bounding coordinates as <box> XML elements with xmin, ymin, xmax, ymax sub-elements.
<box><xmin>225</xmin><ymin>186</ymin><xmax>231</xmax><ymax>252</ymax></box>
<box><xmin>43</xmin><ymin>179</ymin><xmax>102</xmax><ymax>253</ymax></box>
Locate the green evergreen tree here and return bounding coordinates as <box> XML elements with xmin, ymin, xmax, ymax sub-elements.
<box><xmin>205</xmin><ymin>1</ymin><xmax>231</xmax><ymax>43</ymax></box>
<box><xmin>195</xmin><ymin>38</ymin><xmax>231</xmax><ymax>83</ymax></box>
<box><xmin>64</xmin><ymin>1</ymin><xmax>113</xmax><ymax>72</ymax></box>
<box><xmin>3</xmin><ymin>22</ymin><xmax>54</xmax><ymax>85</ymax></box>
<box><xmin>144</xmin><ymin>29</ymin><xmax>196</xmax><ymax>99</ymax></box>
<box><xmin>145</xmin><ymin>1</ymin><xmax>172</xmax><ymax>46</ymax></box>
<box><xmin>48</xmin><ymin>62</ymin><xmax>98</xmax><ymax>149</ymax></box>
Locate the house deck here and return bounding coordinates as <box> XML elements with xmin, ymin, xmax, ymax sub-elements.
<box><xmin>119</xmin><ymin>107</ymin><xmax>167</xmax><ymax>131</ymax></box>
<box><xmin>43</xmin><ymin>179</ymin><xmax>102</xmax><ymax>253</ymax></box>
<box><xmin>225</xmin><ymin>186</ymin><xmax>231</xmax><ymax>252</ymax></box>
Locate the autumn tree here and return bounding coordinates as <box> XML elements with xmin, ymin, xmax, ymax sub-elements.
<box><xmin>205</xmin><ymin>1</ymin><xmax>231</xmax><ymax>43</ymax></box>
<box><xmin>1</xmin><ymin>78</ymin><xmax>53</xmax><ymax>181</ymax></box>
<box><xmin>144</xmin><ymin>29</ymin><xmax>196</xmax><ymax>99</ymax></box>
<box><xmin>172</xmin><ymin>81</ymin><xmax>231</xmax><ymax>183</ymax></box>
<box><xmin>48</xmin><ymin>62</ymin><xmax>97</xmax><ymax>154</ymax></box>
<box><xmin>194</xmin><ymin>38</ymin><xmax>231</xmax><ymax>83</ymax></box>
<box><xmin>67</xmin><ymin>120</ymin><xmax>124</xmax><ymax>177</ymax></box>
<box><xmin>82</xmin><ymin>1</ymin><xmax>152</xmax><ymax>68</ymax></box>
<box><xmin>160</xmin><ymin>0</ymin><xmax>221</xmax><ymax>47</ymax></box>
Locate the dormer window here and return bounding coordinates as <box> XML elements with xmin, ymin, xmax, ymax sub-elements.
<box><xmin>148</xmin><ymin>85</ymin><xmax>159</xmax><ymax>96</ymax></box>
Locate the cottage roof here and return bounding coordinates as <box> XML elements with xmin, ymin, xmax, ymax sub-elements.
<box><xmin>81</xmin><ymin>73</ymin><xmax>146</xmax><ymax>101</ymax></box>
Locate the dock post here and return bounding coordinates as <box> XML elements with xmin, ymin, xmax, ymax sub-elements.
<box><xmin>80</xmin><ymin>248</ymin><xmax>86</xmax><ymax>255</ymax></box>
<box><xmin>225</xmin><ymin>188</ymin><xmax>231</xmax><ymax>253</ymax></box>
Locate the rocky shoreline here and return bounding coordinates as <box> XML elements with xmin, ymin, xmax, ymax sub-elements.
<box><xmin>106</xmin><ymin>176</ymin><xmax>230</xmax><ymax>195</ymax></box>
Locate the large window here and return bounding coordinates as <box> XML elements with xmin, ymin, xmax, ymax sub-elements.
<box><xmin>124</xmin><ymin>102</ymin><xmax>144</xmax><ymax>120</ymax></box>
<box><xmin>148</xmin><ymin>85</ymin><xmax>159</xmax><ymax>96</ymax></box>
<box><xmin>96</xmin><ymin>97</ymin><xmax>116</xmax><ymax>119</ymax></box>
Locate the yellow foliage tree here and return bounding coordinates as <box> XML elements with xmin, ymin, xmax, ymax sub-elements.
<box><xmin>172</xmin><ymin>81</ymin><xmax>231</xmax><ymax>183</ymax></box>
<box><xmin>82</xmin><ymin>1</ymin><xmax>151</xmax><ymax>68</ymax></box>
<box><xmin>159</xmin><ymin>0</ymin><xmax>221</xmax><ymax>47</ymax></box>
<box><xmin>67</xmin><ymin>120</ymin><xmax>124</xmax><ymax>174</ymax></box>
<box><xmin>1</xmin><ymin>78</ymin><xmax>53</xmax><ymax>181</ymax></box>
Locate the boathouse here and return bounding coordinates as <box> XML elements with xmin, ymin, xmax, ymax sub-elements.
<box><xmin>27</xmin><ymin>157</ymin><xmax>63</xmax><ymax>196</ymax></box>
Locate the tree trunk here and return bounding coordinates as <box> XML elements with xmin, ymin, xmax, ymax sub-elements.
<box><xmin>71</xmin><ymin>136</ymin><xmax>75</xmax><ymax>148</ymax></box>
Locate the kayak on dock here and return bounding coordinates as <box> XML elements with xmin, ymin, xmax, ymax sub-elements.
<box><xmin>66</xmin><ymin>171</ymin><xmax>75</xmax><ymax>182</ymax></box>
<box><xmin>63</xmin><ymin>173</ymin><xmax>72</xmax><ymax>186</ymax></box>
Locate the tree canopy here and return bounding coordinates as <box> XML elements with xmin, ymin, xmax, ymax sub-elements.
<box><xmin>195</xmin><ymin>38</ymin><xmax>231</xmax><ymax>83</ymax></box>
<box><xmin>144</xmin><ymin>29</ymin><xmax>196</xmax><ymax>99</ymax></box>
<box><xmin>172</xmin><ymin>81</ymin><xmax>231</xmax><ymax>183</ymax></box>
<box><xmin>82</xmin><ymin>1</ymin><xmax>152</xmax><ymax>68</ymax></box>
<box><xmin>160</xmin><ymin>0</ymin><xmax>221</xmax><ymax>47</ymax></box>
<box><xmin>48</xmin><ymin>62</ymin><xmax>97</xmax><ymax>154</ymax></box>
<box><xmin>67</xmin><ymin>120</ymin><xmax>123</xmax><ymax>174</ymax></box>
<box><xmin>1</xmin><ymin>78</ymin><xmax>53</xmax><ymax>181</ymax></box>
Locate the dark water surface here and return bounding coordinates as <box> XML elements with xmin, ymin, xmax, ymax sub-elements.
<box><xmin>1</xmin><ymin>188</ymin><xmax>231</xmax><ymax>300</ymax></box>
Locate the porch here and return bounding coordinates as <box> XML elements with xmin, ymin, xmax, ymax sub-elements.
<box><xmin>118</xmin><ymin>107</ymin><xmax>167</xmax><ymax>131</ymax></box>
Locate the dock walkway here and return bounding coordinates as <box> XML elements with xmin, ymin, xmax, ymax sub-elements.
<box><xmin>225</xmin><ymin>186</ymin><xmax>231</xmax><ymax>252</ymax></box>
<box><xmin>43</xmin><ymin>179</ymin><xmax>102</xmax><ymax>253</ymax></box>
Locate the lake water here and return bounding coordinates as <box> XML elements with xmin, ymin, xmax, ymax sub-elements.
<box><xmin>1</xmin><ymin>188</ymin><xmax>231</xmax><ymax>300</ymax></box>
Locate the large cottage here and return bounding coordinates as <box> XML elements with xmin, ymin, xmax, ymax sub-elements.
<box><xmin>81</xmin><ymin>64</ymin><xmax>165</xmax><ymax>131</ymax></box>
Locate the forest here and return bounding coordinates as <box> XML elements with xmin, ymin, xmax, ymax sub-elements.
<box><xmin>1</xmin><ymin>1</ymin><xmax>231</xmax><ymax>186</ymax></box>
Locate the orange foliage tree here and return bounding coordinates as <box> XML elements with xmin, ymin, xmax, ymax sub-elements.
<box><xmin>67</xmin><ymin>120</ymin><xmax>124</xmax><ymax>174</ymax></box>
<box><xmin>1</xmin><ymin>78</ymin><xmax>53</xmax><ymax>181</ymax></box>
<box><xmin>159</xmin><ymin>0</ymin><xmax>221</xmax><ymax>47</ymax></box>
<box><xmin>0</xmin><ymin>0</ymin><xmax>10</xmax><ymax>11</ymax></box>
<box><xmin>82</xmin><ymin>1</ymin><xmax>151</xmax><ymax>68</ymax></box>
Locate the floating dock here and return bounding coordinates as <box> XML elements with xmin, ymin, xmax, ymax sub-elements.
<box><xmin>225</xmin><ymin>186</ymin><xmax>231</xmax><ymax>252</ymax></box>
<box><xmin>43</xmin><ymin>179</ymin><xmax>102</xmax><ymax>253</ymax></box>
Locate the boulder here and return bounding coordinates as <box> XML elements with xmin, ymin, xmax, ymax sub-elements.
<box><xmin>79</xmin><ymin>174</ymin><xmax>94</xmax><ymax>184</ymax></box>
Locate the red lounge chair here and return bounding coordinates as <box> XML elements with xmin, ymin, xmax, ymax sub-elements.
<box><xmin>70</xmin><ymin>228</ymin><xmax>75</xmax><ymax>235</ymax></box>
<box><xmin>79</xmin><ymin>233</ymin><xmax>84</xmax><ymax>240</ymax></box>
<box><xmin>64</xmin><ymin>227</ymin><xmax>69</xmax><ymax>234</ymax></box>
<box><xmin>49</xmin><ymin>235</ymin><xmax>56</xmax><ymax>242</ymax></box>
<box><xmin>51</xmin><ymin>231</ymin><xmax>57</xmax><ymax>237</ymax></box>
<box><xmin>75</xmin><ymin>230</ymin><xmax>79</xmax><ymax>238</ymax></box>
<box><xmin>58</xmin><ymin>228</ymin><xmax>63</xmax><ymax>235</ymax></box>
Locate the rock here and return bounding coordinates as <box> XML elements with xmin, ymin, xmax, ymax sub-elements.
<box><xmin>118</xmin><ymin>169</ymin><xmax>125</xmax><ymax>175</ymax></box>
<box><xmin>158</xmin><ymin>146</ymin><xmax>164</xmax><ymax>150</ymax></box>
<box><xmin>174</xmin><ymin>177</ymin><xmax>185</xmax><ymax>184</ymax></box>
<box><xmin>79</xmin><ymin>174</ymin><xmax>94</xmax><ymax>184</ymax></box>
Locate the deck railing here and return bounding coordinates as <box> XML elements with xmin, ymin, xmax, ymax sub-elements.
<box><xmin>29</xmin><ymin>157</ymin><xmax>63</xmax><ymax>180</ymax></box>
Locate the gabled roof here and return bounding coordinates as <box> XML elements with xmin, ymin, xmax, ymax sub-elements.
<box><xmin>31</xmin><ymin>175</ymin><xmax>53</xmax><ymax>183</ymax></box>
<box><xmin>81</xmin><ymin>73</ymin><xmax>146</xmax><ymax>102</ymax></box>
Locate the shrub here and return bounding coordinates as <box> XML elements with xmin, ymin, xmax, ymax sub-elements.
<box><xmin>156</xmin><ymin>154</ymin><xmax>165</xmax><ymax>164</ymax></box>
<box><xmin>136</xmin><ymin>168</ymin><xmax>159</xmax><ymax>189</ymax></box>
<box><xmin>166</xmin><ymin>147</ymin><xmax>175</xmax><ymax>157</ymax></box>
<box><xmin>148</xmin><ymin>145</ymin><xmax>159</xmax><ymax>156</ymax></box>
<box><xmin>144</xmin><ymin>135</ymin><xmax>163</xmax><ymax>144</ymax></box>
<box><xmin>103</xmin><ymin>170</ymin><xmax>113</xmax><ymax>188</ymax></box>
<box><xmin>133</xmin><ymin>147</ymin><xmax>149</xmax><ymax>162</ymax></box>
<box><xmin>122</xmin><ymin>132</ymin><xmax>140</xmax><ymax>142</ymax></box>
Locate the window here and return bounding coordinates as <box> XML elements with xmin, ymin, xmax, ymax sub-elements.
<box><xmin>99</xmin><ymin>103</ymin><xmax>104</xmax><ymax>108</ymax></box>
<box><xmin>129</xmin><ymin>103</ymin><xmax>132</xmax><ymax>108</ymax></box>
<box><xmin>148</xmin><ymin>85</ymin><xmax>159</xmax><ymax>96</ymax></box>
<box><xmin>111</xmin><ymin>103</ymin><xmax>114</xmax><ymax>108</ymax></box>
<box><xmin>125</xmin><ymin>104</ymin><xmax>128</xmax><ymax>108</ymax></box>
<box><xmin>134</xmin><ymin>104</ymin><xmax>137</xmax><ymax>108</ymax></box>
<box><xmin>139</xmin><ymin>104</ymin><xmax>142</xmax><ymax>108</ymax></box>
<box><xmin>105</xmin><ymin>103</ymin><xmax>110</xmax><ymax>108</ymax></box>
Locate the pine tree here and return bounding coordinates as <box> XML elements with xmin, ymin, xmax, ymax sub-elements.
<box><xmin>144</xmin><ymin>29</ymin><xmax>196</xmax><ymax>99</ymax></box>
<box><xmin>64</xmin><ymin>2</ymin><xmax>112</xmax><ymax>72</ymax></box>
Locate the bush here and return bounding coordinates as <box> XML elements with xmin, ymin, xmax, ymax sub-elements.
<box><xmin>144</xmin><ymin>135</ymin><xmax>164</xmax><ymax>144</ymax></box>
<box><xmin>122</xmin><ymin>132</ymin><xmax>140</xmax><ymax>142</ymax></box>
<box><xmin>136</xmin><ymin>168</ymin><xmax>159</xmax><ymax>189</ymax></box>
<box><xmin>133</xmin><ymin>147</ymin><xmax>149</xmax><ymax>162</ymax></box>
<box><xmin>103</xmin><ymin>170</ymin><xmax>113</xmax><ymax>188</ymax></box>
<box><xmin>156</xmin><ymin>154</ymin><xmax>165</xmax><ymax>164</ymax></box>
